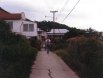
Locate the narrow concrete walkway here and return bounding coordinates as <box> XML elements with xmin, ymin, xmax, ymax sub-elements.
<box><xmin>29</xmin><ymin>50</ymin><xmax>79</xmax><ymax>78</ymax></box>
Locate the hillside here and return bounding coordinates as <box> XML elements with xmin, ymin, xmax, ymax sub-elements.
<box><xmin>37</xmin><ymin>21</ymin><xmax>70</xmax><ymax>32</ymax></box>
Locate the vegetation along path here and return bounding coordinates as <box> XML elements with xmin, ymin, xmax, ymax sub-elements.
<box><xmin>29</xmin><ymin>49</ymin><xmax>79</xmax><ymax>78</ymax></box>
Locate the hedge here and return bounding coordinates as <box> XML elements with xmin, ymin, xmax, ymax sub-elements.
<box><xmin>56</xmin><ymin>36</ymin><xmax>103</xmax><ymax>78</ymax></box>
<box><xmin>0</xmin><ymin>20</ymin><xmax>38</xmax><ymax>78</ymax></box>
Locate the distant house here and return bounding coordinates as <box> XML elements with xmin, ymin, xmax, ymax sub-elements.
<box><xmin>47</xmin><ymin>29</ymin><xmax>68</xmax><ymax>38</ymax></box>
<box><xmin>0</xmin><ymin>7</ymin><xmax>37</xmax><ymax>38</ymax></box>
<box><xmin>37</xmin><ymin>28</ymin><xmax>47</xmax><ymax>40</ymax></box>
<box><xmin>37</xmin><ymin>28</ymin><xmax>69</xmax><ymax>40</ymax></box>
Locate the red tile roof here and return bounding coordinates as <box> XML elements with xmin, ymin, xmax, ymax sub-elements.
<box><xmin>0</xmin><ymin>14</ymin><xmax>22</xmax><ymax>20</ymax></box>
<box><xmin>0</xmin><ymin>7</ymin><xmax>22</xmax><ymax>20</ymax></box>
<box><xmin>0</xmin><ymin>7</ymin><xmax>10</xmax><ymax>14</ymax></box>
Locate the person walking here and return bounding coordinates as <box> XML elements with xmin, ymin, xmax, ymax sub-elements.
<box><xmin>45</xmin><ymin>38</ymin><xmax>51</xmax><ymax>54</ymax></box>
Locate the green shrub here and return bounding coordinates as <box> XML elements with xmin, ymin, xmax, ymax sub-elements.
<box><xmin>29</xmin><ymin>37</ymin><xmax>41</xmax><ymax>50</ymax></box>
<box><xmin>50</xmin><ymin>38</ymin><xmax>68</xmax><ymax>51</ymax></box>
<box><xmin>0</xmin><ymin>41</ymin><xmax>37</xmax><ymax>78</ymax></box>
<box><xmin>0</xmin><ymin>20</ymin><xmax>38</xmax><ymax>78</ymax></box>
<box><xmin>56</xmin><ymin>36</ymin><xmax>103</xmax><ymax>78</ymax></box>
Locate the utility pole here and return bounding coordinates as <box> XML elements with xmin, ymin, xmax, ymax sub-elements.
<box><xmin>50</xmin><ymin>11</ymin><xmax>58</xmax><ymax>38</ymax></box>
<box><xmin>50</xmin><ymin>10</ymin><xmax>58</xmax><ymax>22</ymax></box>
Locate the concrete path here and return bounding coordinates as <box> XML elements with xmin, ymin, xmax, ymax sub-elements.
<box><xmin>29</xmin><ymin>50</ymin><xmax>79</xmax><ymax>78</ymax></box>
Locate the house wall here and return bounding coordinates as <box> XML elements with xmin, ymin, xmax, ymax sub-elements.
<box><xmin>21</xmin><ymin>20</ymin><xmax>38</xmax><ymax>37</ymax></box>
<box><xmin>37</xmin><ymin>28</ymin><xmax>48</xmax><ymax>40</ymax></box>
<box><xmin>6</xmin><ymin>20</ymin><xmax>22</xmax><ymax>33</ymax></box>
<box><xmin>6</xmin><ymin>20</ymin><xmax>38</xmax><ymax>37</ymax></box>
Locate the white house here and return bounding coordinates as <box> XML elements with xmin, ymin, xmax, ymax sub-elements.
<box><xmin>37</xmin><ymin>28</ymin><xmax>47</xmax><ymax>40</ymax></box>
<box><xmin>0</xmin><ymin>7</ymin><xmax>37</xmax><ymax>38</ymax></box>
<box><xmin>47</xmin><ymin>29</ymin><xmax>68</xmax><ymax>38</ymax></box>
<box><xmin>37</xmin><ymin>28</ymin><xmax>69</xmax><ymax>40</ymax></box>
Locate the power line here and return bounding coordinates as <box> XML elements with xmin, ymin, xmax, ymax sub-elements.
<box><xmin>43</xmin><ymin>0</ymin><xmax>53</xmax><ymax>10</ymax></box>
<box><xmin>57</xmin><ymin>0</ymin><xmax>70</xmax><ymax>18</ymax></box>
<box><xmin>61</xmin><ymin>0</ymin><xmax>80</xmax><ymax>23</ymax></box>
<box><xmin>60</xmin><ymin>0</ymin><xmax>70</xmax><ymax>12</ymax></box>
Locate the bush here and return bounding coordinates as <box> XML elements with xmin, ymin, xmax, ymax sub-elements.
<box><xmin>56</xmin><ymin>36</ymin><xmax>103</xmax><ymax>78</ymax></box>
<box><xmin>50</xmin><ymin>38</ymin><xmax>68</xmax><ymax>51</ymax></box>
<box><xmin>29</xmin><ymin>37</ymin><xmax>41</xmax><ymax>50</ymax></box>
<box><xmin>0</xmin><ymin>44</ymin><xmax>37</xmax><ymax>78</ymax></box>
<box><xmin>0</xmin><ymin>20</ymin><xmax>38</xmax><ymax>78</ymax></box>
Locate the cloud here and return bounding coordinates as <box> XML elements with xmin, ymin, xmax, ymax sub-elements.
<box><xmin>0</xmin><ymin>0</ymin><xmax>103</xmax><ymax>31</ymax></box>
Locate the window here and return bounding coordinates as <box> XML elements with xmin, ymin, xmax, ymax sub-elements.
<box><xmin>23</xmin><ymin>24</ymin><xmax>28</xmax><ymax>31</ymax></box>
<box><xmin>29</xmin><ymin>24</ymin><xmax>34</xmax><ymax>31</ymax></box>
<box><xmin>7</xmin><ymin>22</ymin><xmax>13</xmax><ymax>30</ymax></box>
<box><xmin>23</xmin><ymin>24</ymin><xmax>34</xmax><ymax>32</ymax></box>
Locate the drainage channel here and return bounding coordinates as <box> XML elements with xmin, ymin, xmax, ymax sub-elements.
<box><xmin>32</xmin><ymin>68</ymin><xmax>54</xmax><ymax>78</ymax></box>
<box><xmin>48</xmin><ymin>69</ymin><xmax>54</xmax><ymax>78</ymax></box>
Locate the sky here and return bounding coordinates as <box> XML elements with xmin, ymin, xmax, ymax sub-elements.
<box><xmin>0</xmin><ymin>0</ymin><xmax>103</xmax><ymax>31</ymax></box>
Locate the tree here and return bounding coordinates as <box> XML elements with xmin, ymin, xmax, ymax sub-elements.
<box><xmin>37</xmin><ymin>21</ymin><xmax>70</xmax><ymax>32</ymax></box>
<box><xmin>63</xmin><ymin>27</ymin><xmax>86</xmax><ymax>39</ymax></box>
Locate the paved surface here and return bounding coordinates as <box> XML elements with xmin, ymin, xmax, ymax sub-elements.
<box><xmin>29</xmin><ymin>49</ymin><xmax>79</xmax><ymax>78</ymax></box>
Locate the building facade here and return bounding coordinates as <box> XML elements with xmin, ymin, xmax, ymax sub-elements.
<box><xmin>0</xmin><ymin>7</ymin><xmax>37</xmax><ymax>38</ymax></box>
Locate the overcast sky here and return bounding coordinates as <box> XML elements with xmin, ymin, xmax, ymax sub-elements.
<box><xmin>0</xmin><ymin>0</ymin><xmax>103</xmax><ymax>31</ymax></box>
